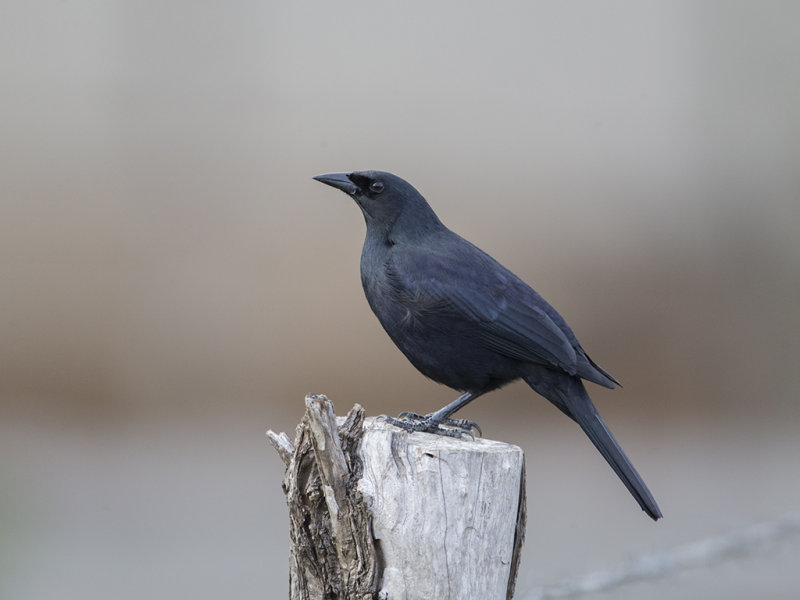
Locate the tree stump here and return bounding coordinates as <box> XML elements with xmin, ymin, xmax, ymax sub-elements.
<box><xmin>268</xmin><ymin>395</ymin><xmax>526</xmax><ymax>600</ymax></box>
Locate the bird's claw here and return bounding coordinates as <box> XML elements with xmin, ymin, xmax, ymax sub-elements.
<box><xmin>381</xmin><ymin>413</ymin><xmax>482</xmax><ymax>438</ymax></box>
<box><xmin>445</xmin><ymin>418</ymin><xmax>482</xmax><ymax>437</ymax></box>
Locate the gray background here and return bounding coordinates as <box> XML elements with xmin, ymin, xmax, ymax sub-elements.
<box><xmin>2</xmin><ymin>2</ymin><xmax>799</xmax><ymax>599</ymax></box>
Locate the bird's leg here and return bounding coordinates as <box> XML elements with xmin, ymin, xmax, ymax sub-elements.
<box><xmin>428</xmin><ymin>390</ymin><xmax>483</xmax><ymax>421</ymax></box>
<box><xmin>383</xmin><ymin>390</ymin><xmax>485</xmax><ymax>437</ymax></box>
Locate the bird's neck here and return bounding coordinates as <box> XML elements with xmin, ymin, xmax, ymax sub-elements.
<box><xmin>369</xmin><ymin>207</ymin><xmax>446</xmax><ymax>247</ymax></box>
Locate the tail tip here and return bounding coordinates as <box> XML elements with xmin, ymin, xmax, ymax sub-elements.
<box><xmin>645</xmin><ymin>504</ymin><xmax>663</xmax><ymax>521</ymax></box>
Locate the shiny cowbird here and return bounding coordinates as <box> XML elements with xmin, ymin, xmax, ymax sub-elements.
<box><xmin>313</xmin><ymin>170</ymin><xmax>662</xmax><ymax>520</ymax></box>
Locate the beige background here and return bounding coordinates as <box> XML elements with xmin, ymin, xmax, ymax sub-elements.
<box><xmin>2</xmin><ymin>2</ymin><xmax>799</xmax><ymax>599</ymax></box>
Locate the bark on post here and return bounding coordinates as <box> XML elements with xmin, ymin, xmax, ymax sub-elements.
<box><xmin>268</xmin><ymin>394</ymin><xmax>526</xmax><ymax>600</ymax></box>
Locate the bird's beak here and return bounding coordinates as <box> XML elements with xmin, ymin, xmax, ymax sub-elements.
<box><xmin>312</xmin><ymin>172</ymin><xmax>359</xmax><ymax>195</ymax></box>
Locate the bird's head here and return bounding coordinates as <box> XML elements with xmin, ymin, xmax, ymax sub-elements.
<box><xmin>313</xmin><ymin>170</ymin><xmax>443</xmax><ymax>240</ymax></box>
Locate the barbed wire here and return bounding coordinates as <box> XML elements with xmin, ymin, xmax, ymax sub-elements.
<box><xmin>522</xmin><ymin>512</ymin><xmax>800</xmax><ymax>599</ymax></box>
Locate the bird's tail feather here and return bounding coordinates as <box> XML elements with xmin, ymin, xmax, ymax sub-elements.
<box><xmin>526</xmin><ymin>375</ymin><xmax>662</xmax><ymax>520</ymax></box>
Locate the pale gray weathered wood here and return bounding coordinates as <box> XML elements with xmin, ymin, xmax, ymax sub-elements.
<box><xmin>358</xmin><ymin>418</ymin><xmax>525</xmax><ymax>600</ymax></box>
<box><xmin>268</xmin><ymin>395</ymin><xmax>526</xmax><ymax>600</ymax></box>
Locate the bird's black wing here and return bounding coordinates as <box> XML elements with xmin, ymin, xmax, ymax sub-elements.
<box><xmin>386</xmin><ymin>237</ymin><xmax>580</xmax><ymax>375</ymax></box>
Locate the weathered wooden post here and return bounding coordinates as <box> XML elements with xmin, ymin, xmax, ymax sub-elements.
<box><xmin>268</xmin><ymin>394</ymin><xmax>526</xmax><ymax>600</ymax></box>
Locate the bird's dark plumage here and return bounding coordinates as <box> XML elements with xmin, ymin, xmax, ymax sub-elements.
<box><xmin>313</xmin><ymin>170</ymin><xmax>662</xmax><ymax>520</ymax></box>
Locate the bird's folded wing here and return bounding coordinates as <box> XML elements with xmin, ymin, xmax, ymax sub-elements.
<box><xmin>387</xmin><ymin>247</ymin><xmax>578</xmax><ymax>374</ymax></box>
<box><xmin>439</xmin><ymin>283</ymin><xmax>578</xmax><ymax>373</ymax></box>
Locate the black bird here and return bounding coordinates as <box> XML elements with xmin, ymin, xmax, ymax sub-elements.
<box><xmin>313</xmin><ymin>170</ymin><xmax>662</xmax><ymax>520</ymax></box>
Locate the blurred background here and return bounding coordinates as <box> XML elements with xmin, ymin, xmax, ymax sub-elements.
<box><xmin>1</xmin><ymin>1</ymin><xmax>799</xmax><ymax>599</ymax></box>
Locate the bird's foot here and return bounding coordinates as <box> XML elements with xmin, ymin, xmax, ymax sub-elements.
<box><xmin>381</xmin><ymin>412</ymin><xmax>482</xmax><ymax>438</ymax></box>
<box><xmin>399</xmin><ymin>411</ymin><xmax>482</xmax><ymax>437</ymax></box>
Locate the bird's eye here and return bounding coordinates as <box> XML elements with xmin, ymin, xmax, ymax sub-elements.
<box><xmin>369</xmin><ymin>181</ymin><xmax>384</xmax><ymax>194</ymax></box>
